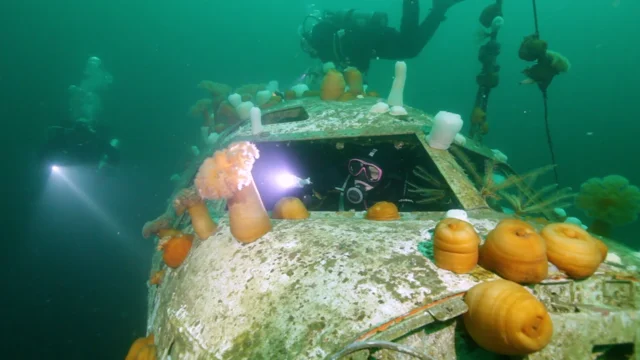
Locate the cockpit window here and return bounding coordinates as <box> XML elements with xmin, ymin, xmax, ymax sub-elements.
<box><xmin>262</xmin><ymin>106</ymin><xmax>309</xmax><ymax>125</ymax></box>
<box><xmin>251</xmin><ymin>135</ymin><xmax>461</xmax><ymax>212</ymax></box>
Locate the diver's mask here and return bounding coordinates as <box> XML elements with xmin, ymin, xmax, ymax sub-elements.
<box><xmin>344</xmin><ymin>156</ymin><xmax>383</xmax><ymax>205</ymax></box>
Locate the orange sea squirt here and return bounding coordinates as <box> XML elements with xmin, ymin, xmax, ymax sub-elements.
<box><xmin>321</xmin><ymin>69</ymin><xmax>346</xmax><ymax>100</ymax></box>
<box><xmin>433</xmin><ymin>218</ymin><xmax>480</xmax><ymax>274</ymax></box>
<box><xmin>479</xmin><ymin>219</ymin><xmax>548</xmax><ymax>284</ymax></box>
<box><xmin>159</xmin><ymin>233</ymin><xmax>193</xmax><ymax>268</ymax></box>
<box><xmin>344</xmin><ymin>67</ymin><xmax>364</xmax><ymax>95</ymax></box>
<box><xmin>366</xmin><ymin>201</ymin><xmax>400</xmax><ymax>221</ymax></box>
<box><xmin>125</xmin><ymin>334</ymin><xmax>156</xmax><ymax>360</ymax></box>
<box><xmin>463</xmin><ymin>279</ymin><xmax>553</xmax><ymax>355</ymax></box>
<box><xmin>149</xmin><ymin>270</ymin><xmax>164</xmax><ymax>285</ymax></box>
<box><xmin>541</xmin><ymin>223</ymin><xmax>603</xmax><ymax>279</ymax></box>
<box><xmin>272</xmin><ymin>197</ymin><xmax>310</xmax><ymax>220</ymax></box>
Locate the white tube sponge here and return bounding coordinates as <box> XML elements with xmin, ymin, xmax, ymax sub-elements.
<box><xmin>250</xmin><ymin>106</ymin><xmax>263</xmax><ymax>135</ymax></box>
<box><xmin>427</xmin><ymin>111</ymin><xmax>464</xmax><ymax>150</ymax></box>
<box><xmin>387</xmin><ymin>61</ymin><xmax>407</xmax><ymax>107</ymax></box>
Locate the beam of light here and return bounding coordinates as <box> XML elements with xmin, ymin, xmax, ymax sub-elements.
<box><xmin>38</xmin><ymin>165</ymin><xmax>147</xmax><ymax>260</ymax></box>
<box><xmin>50</xmin><ymin>167</ymin><xmax>121</xmax><ymax>231</ymax></box>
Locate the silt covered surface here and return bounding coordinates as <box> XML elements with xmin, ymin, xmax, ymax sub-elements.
<box><xmin>149</xmin><ymin>214</ymin><xmax>501</xmax><ymax>359</ymax></box>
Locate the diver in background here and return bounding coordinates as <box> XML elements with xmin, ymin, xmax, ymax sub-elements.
<box><xmin>39</xmin><ymin>56</ymin><xmax>120</xmax><ymax>172</ymax></box>
<box><xmin>40</xmin><ymin>121</ymin><xmax>120</xmax><ymax>169</ymax></box>
<box><xmin>299</xmin><ymin>0</ymin><xmax>465</xmax><ymax>74</ymax></box>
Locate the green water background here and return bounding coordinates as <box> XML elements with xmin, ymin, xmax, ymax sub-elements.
<box><xmin>1</xmin><ymin>1</ymin><xmax>638</xmax><ymax>358</ymax></box>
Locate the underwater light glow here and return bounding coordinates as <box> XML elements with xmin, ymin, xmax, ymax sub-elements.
<box><xmin>275</xmin><ymin>172</ymin><xmax>299</xmax><ymax>189</ymax></box>
<box><xmin>51</xmin><ymin>165</ymin><xmax>61</xmax><ymax>173</ymax></box>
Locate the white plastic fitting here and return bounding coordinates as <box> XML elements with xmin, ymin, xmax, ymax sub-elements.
<box><xmin>387</xmin><ymin>61</ymin><xmax>407</xmax><ymax>107</ymax></box>
<box><xmin>250</xmin><ymin>106</ymin><xmax>263</xmax><ymax>135</ymax></box>
<box><xmin>427</xmin><ymin>111</ymin><xmax>464</xmax><ymax>150</ymax></box>
<box><xmin>445</xmin><ymin>209</ymin><xmax>469</xmax><ymax>222</ymax></box>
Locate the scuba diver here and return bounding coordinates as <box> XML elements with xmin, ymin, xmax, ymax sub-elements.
<box><xmin>39</xmin><ymin>120</ymin><xmax>121</xmax><ymax>172</ymax></box>
<box><xmin>39</xmin><ymin>55</ymin><xmax>119</xmax><ymax>173</ymax></box>
<box><xmin>307</xmin><ymin>145</ymin><xmax>413</xmax><ymax>212</ymax></box>
<box><xmin>299</xmin><ymin>0</ymin><xmax>465</xmax><ymax>74</ymax></box>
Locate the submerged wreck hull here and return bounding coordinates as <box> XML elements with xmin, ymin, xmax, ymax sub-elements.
<box><xmin>147</xmin><ymin>97</ymin><xmax>640</xmax><ymax>359</ymax></box>
<box><xmin>148</xmin><ymin>212</ymin><xmax>640</xmax><ymax>359</ymax></box>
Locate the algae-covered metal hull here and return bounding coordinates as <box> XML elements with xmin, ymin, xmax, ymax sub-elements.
<box><xmin>148</xmin><ymin>97</ymin><xmax>640</xmax><ymax>359</ymax></box>
<box><xmin>147</xmin><ymin>211</ymin><xmax>640</xmax><ymax>359</ymax></box>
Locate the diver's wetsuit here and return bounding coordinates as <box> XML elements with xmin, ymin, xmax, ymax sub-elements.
<box><xmin>309</xmin><ymin>0</ymin><xmax>449</xmax><ymax>72</ymax></box>
<box><xmin>40</xmin><ymin>123</ymin><xmax>120</xmax><ymax>168</ymax></box>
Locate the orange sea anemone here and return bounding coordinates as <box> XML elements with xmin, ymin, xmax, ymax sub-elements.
<box><xmin>142</xmin><ymin>212</ymin><xmax>174</xmax><ymax>239</ymax></box>
<box><xmin>366</xmin><ymin>201</ymin><xmax>400</xmax><ymax>221</ymax></box>
<box><xmin>284</xmin><ymin>90</ymin><xmax>297</xmax><ymax>100</ymax></box>
<box><xmin>433</xmin><ymin>218</ymin><xmax>480</xmax><ymax>274</ymax></box>
<box><xmin>321</xmin><ymin>69</ymin><xmax>346</xmax><ymax>100</ymax></box>
<box><xmin>337</xmin><ymin>92</ymin><xmax>357</xmax><ymax>102</ymax></box>
<box><xmin>479</xmin><ymin>219</ymin><xmax>548</xmax><ymax>284</ymax></box>
<box><xmin>125</xmin><ymin>334</ymin><xmax>156</xmax><ymax>360</ymax></box>
<box><xmin>149</xmin><ymin>270</ymin><xmax>164</xmax><ymax>286</ymax></box>
<box><xmin>463</xmin><ymin>279</ymin><xmax>553</xmax><ymax>355</ymax></box>
<box><xmin>157</xmin><ymin>228</ymin><xmax>181</xmax><ymax>238</ymax></box>
<box><xmin>198</xmin><ymin>81</ymin><xmax>231</xmax><ymax>98</ymax></box>
<box><xmin>198</xmin><ymin>81</ymin><xmax>230</xmax><ymax>110</ymax></box>
<box><xmin>189</xmin><ymin>99</ymin><xmax>214</xmax><ymax>126</ymax></box>
<box><xmin>235</xmin><ymin>83</ymin><xmax>265</xmax><ymax>98</ymax></box>
<box><xmin>260</xmin><ymin>95</ymin><xmax>282</xmax><ymax>109</ymax></box>
<box><xmin>173</xmin><ymin>187</ymin><xmax>217</xmax><ymax>240</ymax></box>
<box><xmin>480</xmin><ymin>122</ymin><xmax>489</xmax><ymax>135</ymax></box>
<box><xmin>344</xmin><ymin>67</ymin><xmax>364</xmax><ymax>95</ymax></box>
<box><xmin>158</xmin><ymin>233</ymin><xmax>193</xmax><ymax>268</ymax></box>
<box><xmin>541</xmin><ymin>223</ymin><xmax>603</xmax><ymax>279</ymax></box>
<box><xmin>471</xmin><ymin>107</ymin><xmax>486</xmax><ymax>125</ymax></box>
<box><xmin>272</xmin><ymin>197</ymin><xmax>310</xmax><ymax>220</ymax></box>
<box><xmin>195</xmin><ymin>142</ymin><xmax>272</xmax><ymax>243</ymax></box>
<box><xmin>215</xmin><ymin>100</ymin><xmax>240</xmax><ymax>127</ymax></box>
